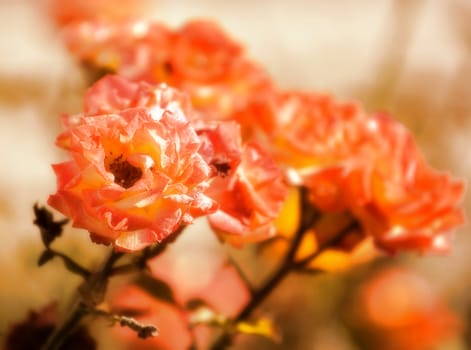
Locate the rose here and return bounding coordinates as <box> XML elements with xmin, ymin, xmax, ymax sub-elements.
<box><xmin>348</xmin><ymin>114</ymin><xmax>466</xmax><ymax>253</ymax></box>
<box><xmin>205</xmin><ymin>141</ymin><xmax>288</xmax><ymax>246</ymax></box>
<box><xmin>355</xmin><ymin>268</ymin><xmax>462</xmax><ymax>350</ymax></box>
<box><xmin>48</xmin><ymin>75</ymin><xmax>217</xmax><ymax>251</ymax></box>
<box><xmin>61</xmin><ymin>19</ymin><xmax>273</xmax><ymax>122</ymax></box>
<box><xmin>240</xmin><ymin>90</ymin><xmax>466</xmax><ymax>254</ymax></box>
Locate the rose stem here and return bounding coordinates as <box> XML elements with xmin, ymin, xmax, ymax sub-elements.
<box><xmin>40</xmin><ymin>249</ymin><xmax>123</xmax><ymax>350</ymax></box>
<box><xmin>210</xmin><ymin>192</ymin><xmax>358</xmax><ymax>350</ymax></box>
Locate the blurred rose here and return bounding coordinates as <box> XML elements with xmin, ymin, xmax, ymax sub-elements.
<box><xmin>45</xmin><ymin>0</ymin><xmax>152</xmax><ymax>27</ymax></box>
<box><xmin>109</xmin><ymin>228</ymin><xmax>250</xmax><ymax>349</ymax></box>
<box><xmin>241</xmin><ymin>90</ymin><xmax>466</xmax><ymax>254</ymax></box>
<box><xmin>60</xmin><ymin>19</ymin><xmax>273</xmax><ymax>122</ymax></box>
<box><xmin>239</xmin><ymin>90</ymin><xmax>366</xmax><ymax>176</ymax></box>
<box><xmin>353</xmin><ymin>268</ymin><xmax>462</xmax><ymax>350</ymax></box>
<box><xmin>48</xmin><ymin>75</ymin><xmax>217</xmax><ymax>251</ymax></box>
<box><xmin>350</xmin><ymin>114</ymin><xmax>466</xmax><ymax>253</ymax></box>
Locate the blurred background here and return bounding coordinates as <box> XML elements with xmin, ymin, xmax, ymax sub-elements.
<box><xmin>0</xmin><ymin>0</ymin><xmax>470</xmax><ymax>349</ymax></box>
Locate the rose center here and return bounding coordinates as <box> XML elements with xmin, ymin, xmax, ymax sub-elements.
<box><xmin>211</xmin><ymin>160</ymin><xmax>231</xmax><ymax>177</ymax></box>
<box><xmin>106</xmin><ymin>155</ymin><xmax>143</xmax><ymax>189</ymax></box>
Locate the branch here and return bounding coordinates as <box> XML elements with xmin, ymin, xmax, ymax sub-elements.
<box><xmin>210</xmin><ymin>188</ymin><xmax>320</xmax><ymax>349</ymax></box>
<box><xmin>110</xmin><ymin>225</ymin><xmax>186</xmax><ymax>276</ymax></box>
<box><xmin>294</xmin><ymin>220</ymin><xmax>360</xmax><ymax>268</ymax></box>
<box><xmin>226</xmin><ymin>255</ymin><xmax>255</xmax><ymax>297</ymax></box>
<box><xmin>85</xmin><ymin>304</ymin><xmax>158</xmax><ymax>339</ymax></box>
<box><xmin>37</xmin><ymin>248</ymin><xmax>91</xmax><ymax>278</ymax></box>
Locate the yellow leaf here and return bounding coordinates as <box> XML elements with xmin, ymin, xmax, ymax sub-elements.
<box><xmin>274</xmin><ymin>186</ymin><xmax>300</xmax><ymax>238</ymax></box>
<box><xmin>236</xmin><ymin>317</ymin><xmax>281</xmax><ymax>343</ymax></box>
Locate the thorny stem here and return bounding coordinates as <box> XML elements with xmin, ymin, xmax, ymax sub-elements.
<box><xmin>210</xmin><ymin>190</ymin><xmax>359</xmax><ymax>350</ymax></box>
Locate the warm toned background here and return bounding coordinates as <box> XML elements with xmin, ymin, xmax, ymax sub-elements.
<box><xmin>0</xmin><ymin>0</ymin><xmax>470</xmax><ymax>349</ymax></box>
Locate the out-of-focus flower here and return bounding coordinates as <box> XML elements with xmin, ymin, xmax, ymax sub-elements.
<box><xmin>109</xmin><ymin>230</ymin><xmax>251</xmax><ymax>350</ymax></box>
<box><xmin>44</xmin><ymin>0</ymin><xmax>152</xmax><ymax>27</ymax></box>
<box><xmin>242</xmin><ymin>90</ymin><xmax>466</xmax><ymax>254</ymax></box>
<box><xmin>352</xmin><ymin>268</ymin><xmax>462</xmax><ymax>350</ymax></box>
<box><xmin>206</xmin><ymin>142</ymin><xmax>288</xmax><ymax>246</ymax></box>
<box><xmin>238</xmin><ymin>90</ymin><xmax>366</xmax><ymax>176</ymax></box>
<box><xmin>3</xmin><ymin>303</ymin><xmax>95</xmax><ymax>350</ymax></box>
<box><xmin>48</xmin><ymin>75</ymin><xmax>218</xmax><ymax>252</ymax></box>
<box><xmin>169</xmin><ymin>21</ymin><xmax>273</xmax><ymax>121</ymax></box>
<box><xmin>350</xmin><ymin>114</ymin><xmax>466</xmax><ymax>254</ymax></box>
<box><xmin>63</xmin><ymin>20</ymin><xmax>173</xmax><ymax>82</ymax></box>
<box><xmin>109</xmin><ymin>285</ymin><xmax>192</xmax><ymax>350</ymax></box>
<box><xmin>61</xmin><ymin>19</ymin><xmax>274</xmax><ymax>122</ymax></box>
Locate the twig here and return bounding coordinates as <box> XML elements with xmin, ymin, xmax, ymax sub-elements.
<box><xmin>85</xmin><ymin>304</ymin><xmax>158</xmax><ymax>339</ymax></box>
<box><xmin>294</xmin><ymin>220</ymin><xmax>360</xmax><ymax>268</ymax></box>
<box><xmin>209</xmin><ymin>188</ymin><xmax>320</xmax><ymax>349</ymax></box>
<box><xmin>226</xmin><ymin>255</ymin><xmax>255</xmax><ymax>297</ymax></box>
<box><xmin>40</xmin><ymin>249</ymin><xmax>123</xmax><ymax>350</ymax></box>
<box><xmin>48</xmin><ymin>249</ymin><xmax>91</xmax><ymax>278</ymax></box>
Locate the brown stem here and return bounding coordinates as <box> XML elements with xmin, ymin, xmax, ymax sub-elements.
<box><xmin>210</xmin><ymin>189</ymin><xmax>320</xmax><ymax>349</ymax></box>
<box><xmin>294</xmin><ymin>220</ymin><xmax>360</xmax><ymax>268</ymax></box>
<box><xmin>84</xmin><ymin>304</ymin><xmax>158</xmax><ymax>338</ymax></box>
<box><xmin>210</xmin><ymin>189</ymin><xmax>363</xmax><ymax>349</ymax></box>
<box><xmin>40</xmin><ymin>249</ymin><xmax>122</xmax><ymax>350</ymax></box>
<box><xmin>110</xmin><ymin>226</ymin><xmax>186</xmax><ymax>276</ymax></box>
<box><xmin>48</xmin><ymin>249</ymin><xmax>91</xmax><ymax>278</ymax></box>
<box><xmin>40</xmin><ymin>226</ymin><xmax>187</xmax><ymax>350</ymax></box>
<box><xmin>39</xmin><ymin>301</ymin><xmax>88</xmax><ymax>350</ymax></box>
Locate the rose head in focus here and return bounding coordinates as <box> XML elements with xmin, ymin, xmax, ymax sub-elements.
<box><xmin>48</xmin><ymin>75</ymin><xmax>218</xmax><ymax>252</ymax></box>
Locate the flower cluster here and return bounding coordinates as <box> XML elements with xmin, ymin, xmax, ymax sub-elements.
<box><xmin>61</xmin><ymin>19</ymin><xmax>273</xmax><ymax>123</ymax></box>
<box><xmin>34</xmin><ymin>4</ymin><xmax>468</xmax><ymax>350</ymax></box>
<box><xmin>240</xmin><ymin>90</ymin><xmax>466</xmax><ymax>253</ymax></box>
<box><xmin>48</xmin><ymin>75</ymin><xmax>287</xmax><ymax>251</ymax></box>
<box><xmin>55</xmin><ymin>15</ymin><xmax>466</xmax><ymax>255</ymax></box>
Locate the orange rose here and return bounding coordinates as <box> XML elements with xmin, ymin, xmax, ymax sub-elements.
<box><xmin>355</xmin><ymin>268</ymin><xmax>462</xmax><ymax>350</ymax></box>
<box><xmin>45</xmin><ymin>0</ymin><xmax>152</xmax><ymax>27</ymax></box>
<box><xmin>239</xmin><ymin>90</ymin><xmax>368</xmax><ymax>212</ymax></box>
<box><xmin>349</xmin><ymin>114</ymin><xmax>466</xmax><ymax>253</ymax></box>
<box><xmin>48</xmin><ymin>75</ymin><xmax>217</xmax><ymax>251</ymax></box>
<box><xmin>241</xmin><ymin>90</ymin><xmax>465</xmax><ymax>254</ymax></box>
<box><xmin>238</xmin><ymin>90</ymin><xmax>366</xmax><ymax>170</ymax></box>
<box><xmin>61</xmin><ymin>19</ymin><xmax>273</xmax><ymax>122</ymax></box>
<box><xmin>206</xmin><ymin>142</ymin><xmax>288</xmax><ymax>246</ymax></box>
<box><xmin>62</xmin><ymin>20</ymin><xmax>173</xmax><ymax>80</ymax></box>
<box><xmin>301</xmin><ymin>113</ymin><xmax>465</xmax><ymax>254</ymax></box>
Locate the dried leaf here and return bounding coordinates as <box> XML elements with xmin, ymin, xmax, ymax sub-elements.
<box><xmin>37</xmin><ymin>249</ymin><xmax>55</xmax><ymax>266</ymax></box>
